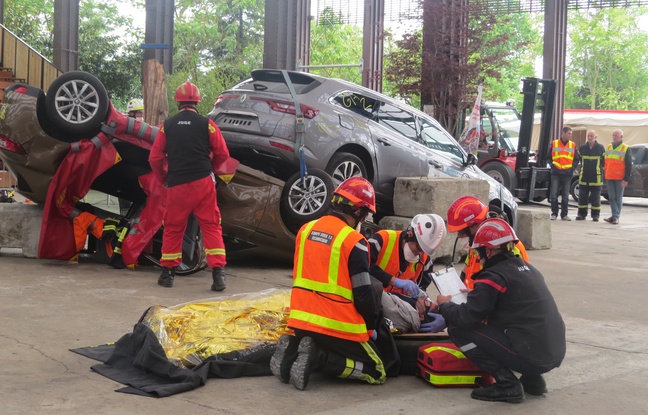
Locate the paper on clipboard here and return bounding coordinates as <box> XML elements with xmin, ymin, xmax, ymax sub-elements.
<box><xmin>432</xmin><ymin>267</ymin><xmax>468</xmax><ymax>304</ymax></box>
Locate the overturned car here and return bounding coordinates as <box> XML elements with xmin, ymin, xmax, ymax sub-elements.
<box><xmin>0</xmin><ymin>72</ymin><xmax>334</xmax><ymax>271</ymax></box>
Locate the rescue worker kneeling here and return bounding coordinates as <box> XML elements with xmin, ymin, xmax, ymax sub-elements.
<box><xmin>271</xmin><ymin>177</ymin><xmax>386</xmax><ymax>390</ymax></box>
<box><xmin>437</xmin><ymin>218</ymin><xmax>566</xmax><ymax>403</ymax></box>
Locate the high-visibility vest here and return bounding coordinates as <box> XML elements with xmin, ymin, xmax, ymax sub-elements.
<box><xmin>604</xmin><ymin>142</ymin><xmax>629</xmax><ymax>180</ymax></box>
<box><xmin>463</xmin><ymin>241</ymin><xmax>529</xmax><ymax>290</ymax></box>
<box><xmin>288</xmin><ymin>216</ymin><xmax>370</xmax><ymax>342</ymax></box>
<box><xmin>551</xmin><ymin>139</ymin><xmax>576</xmax><ymax>170</ymax></box>
<box><xmin>374</xmin><ymin>230</ymin><xmax>429</xmax><ymax>295</ymax></box>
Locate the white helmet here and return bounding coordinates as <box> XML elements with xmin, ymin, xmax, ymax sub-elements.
<box><xmin>411</xmin><ymin>213</ymin><xmax>447</xmax><ymax>256</ymax></box>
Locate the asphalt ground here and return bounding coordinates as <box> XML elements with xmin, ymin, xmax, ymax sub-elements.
<box><xmin>1</xmin><ymin>196</ymin><xmax>647</xmax><ymax>415</ymax></box>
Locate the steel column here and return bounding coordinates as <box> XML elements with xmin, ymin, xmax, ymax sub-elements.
<box><xmin>542</xmin><ymin>0</ymin><xmax>568</xmax><ymax>143</ymax></box>
<box><xmin>362</xmin><ymin>0</ymin><xmax>384</xmax><ymax>91</ymax></box>
<box><xmin>53</xmin><ymin>0</ymin><xmax>79</xmax><ymax>72</ymax></box>
<box><xmin>263</xmin><ymin>0</ymin><xmax>311</xmax><ymax>71</ymax></box>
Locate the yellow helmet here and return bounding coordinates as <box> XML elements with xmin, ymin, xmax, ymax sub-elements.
<box><xmin>127</xmin><ymin>98</ymin><xmax>144</xmax><ymax>112</ymax></box>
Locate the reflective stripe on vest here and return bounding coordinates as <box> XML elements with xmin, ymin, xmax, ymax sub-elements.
<box><xmin>604</xmin><ymin>143</ymin><xmax>629</xmax><ymax>180</ymax></box>
<box><xmin>551</xmin><ymin>139</ymin><xmax>576</xmax><ymax>170</ymax></box>
<box><xmin>375</xmin><ymin>230</ymin><xmax>428</xmax><ymax>294</ymax></box>
<box><xmin>290</xmin><ymin>217</ymin><xmax>369</xmax><ymax>340</ymax></box>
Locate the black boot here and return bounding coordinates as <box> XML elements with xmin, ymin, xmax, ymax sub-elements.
<box><xmin>520</xmin><ymin>374</ymin><xmax>547</xmax><ymax>395</ymax></box>
<box><xmin>270</xmin><ymin>334</ymin><xmax>300</xmax><ymax>383</ymax></box>
<box><xmin>157</xmin><ymin>267</ymin><xmax>176</xmax><ymax>288</ymax></box>
<box><xmin>290</xmin><ymin>336</ymin><xmax>322</xmax><ymax>391</ymax></box>
<box><xmin>211</xmin><ymin>267</ymin><xmax>226</xmax><ymax>291</ymax></box>
<box><xmin>471</xmin><ymin>367</ymin><xmax>524</xmax><ymax>403</ymax></box>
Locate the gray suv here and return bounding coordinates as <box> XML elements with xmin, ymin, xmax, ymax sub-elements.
<box><xmin>208</xmin><ymin>69</ymin><xmax>517</xmax><ymax>224</ymax></box>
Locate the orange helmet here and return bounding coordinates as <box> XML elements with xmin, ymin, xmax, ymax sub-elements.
<box><xmin>446</xmin><ymin>196</ymin><xmax>489</xmax><ymax>233</ymax></box>
<box><xmin>332</xmin><ymin>177</ymin><xmax>376</xmax><ymax>214</ymax></box>
<box><xmin>471</xmin><ymin>218</ymin><xmax>518</xmax><ymax>249</ymax></box>
<box><xmin>174</xmin><ymin>81</ymin><xmax>202</xmax><ymax>103</ymax></box>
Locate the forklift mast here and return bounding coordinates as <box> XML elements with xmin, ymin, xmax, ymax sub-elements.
<box><xmin>513</xmin><ymin>78</ymin><xmax>556</xmax><ymax>202</ymax></box>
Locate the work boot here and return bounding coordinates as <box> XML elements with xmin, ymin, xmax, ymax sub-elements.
<box><xmin>211</xmin><ymin>267</ymin><xmax>226</xmax><ymax>291</ymax></box>
<box><xmin>520</xmin><ymin>374</ymin><xmax>548</xmax><ymax>396</ymax></box>
<box><xmin>270</xmin><ymin>334</ymin><xmax>300</xmax><ymax>383</ymax></box>
<box><xmin>157</xmin><ymin>267</ymin><xmax>176</xmax><ymax>288</ymax></box>
<box><xmin>290</xmin><ymin>336</ymin><xmax>318</xmax><ymax>391</ymax></box>
<box><xmin>471</xmin><ymin>367</ymin><xmax>524</xmax><ymax>403</ymax></box>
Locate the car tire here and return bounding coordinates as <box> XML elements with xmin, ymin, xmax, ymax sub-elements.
<box><xmin>45</xmin><ymin>71</ymin><xmax>110</xmax><ymax>138</ymax></box>
<box><xmin>481</xmin><ymin>162</ymin><xmax>516</xmax><ymax>191</ymax></box>
<box><xmin>281</xmin><ymin>169</ymin><xmax>334</xmax><ymax>234</ymax></box>
<box><xmin>142</xmin><ymin>217</ymin><xmax>207</xmax><ymax>275</ymax></box>
<box><xmin>570</xmin><ymin>178</ymin><xmax>580</xmax><ymax>203</ymax></box>
<box><xmin>326</xmin><ymin>152</ymin><xmax>368</xmax><ymax>187</ymax></box>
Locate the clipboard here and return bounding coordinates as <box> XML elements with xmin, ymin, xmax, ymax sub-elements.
<box><xmin>432</xmin><ymin>266</ymin><xmax>468</xmax><ymax>304</ymax></box>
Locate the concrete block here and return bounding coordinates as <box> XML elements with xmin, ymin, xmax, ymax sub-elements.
<box><xmin>0</xmin><ymin>204</ymin><xmax>43</xmax><ymax>258</ymax></box>
<box><xmin>378</xmin><ymin>215</ymin><xmax>466</xmax><ymax>264</ymax></box>
<box><xmin>515</xmin><ymin>208</ymin><xmax>551</xmax><ymax>250</ymax></box>
<box><xmin>393</xmin><ymin>177</ymin><xmax>489</xmax><ymax>218</ymax></box>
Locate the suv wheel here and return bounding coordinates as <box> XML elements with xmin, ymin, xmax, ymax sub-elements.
<box><xmin>326</xmin><ymin>152</ymin><xmax>367</xmax><ymax>186</ymax></box>
<box><xmin>281</xmin><ymin>169</ymin><xmax>334</xmax><ymax>233</ymax></box>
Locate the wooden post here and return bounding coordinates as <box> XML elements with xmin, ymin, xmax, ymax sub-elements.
<box><xmin>142</xmin><ymin>59</ymin><xmax>168</xmax><ymax>126</ymax></box>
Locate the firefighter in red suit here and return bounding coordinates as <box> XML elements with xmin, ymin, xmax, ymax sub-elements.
<box><xmin>149</xmin><ymin>81</ymin><xmax>230</xmax><ymax>290</ymax></box>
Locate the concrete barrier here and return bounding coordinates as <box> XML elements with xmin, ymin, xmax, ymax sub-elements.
<box><xmin>515</xmin><ymin>208</ymin><xmax>552</xmax><ymax>250</ymax></box>
<box><xmin>393</xmin><ymin>177</ymin><xmax>489</xmax><ymax>217</ymax></box>
<box><xmin>0</xmin><ymin>203</ymin><xmax>43</xmax><ymax>258</ymax></box>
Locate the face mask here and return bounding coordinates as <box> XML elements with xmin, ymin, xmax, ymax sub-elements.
<box><xmin>403</xmin><ymin>243</ymin><xmax>420</xmax><ymax>263</ymax></box>
<box><xmin>458</xmin><ymin>236</ymin><xmax>471</xmax><ymax>250</ymax></box>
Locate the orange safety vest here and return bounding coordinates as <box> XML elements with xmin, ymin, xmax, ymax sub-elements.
<box><xmin>72</xmin><ymin>212</ymin><xmax>105</xmax><ymax>253</ymax></box>
<box><xmin>551</xmin><ymin>139</ymin><xmax>576</xmax><ymax>170</ymax></box>
<box><xmin>604</xmin><ymin>142</ymin><xmax>629</xmax><ymax>180</ymax></box>
<box><xmin>374</xmin><ymin>230</ymin><xmax>429</xmax><ymax>295</ymax></box>
<box><xmin>288</xmin><ymin>216</ymin><xmax>371</xmax><ymax>342</ymax></box>
<box><xmin>463</xmin><ymin>241</ymin><xmax>529</xmax><ymax>290</ymax></box>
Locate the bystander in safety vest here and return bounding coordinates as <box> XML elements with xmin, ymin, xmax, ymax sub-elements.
<box><xmin>551</xmin><ymin>139</ymin><xmax>576</xmax><ymax>170</ymax></box>
<box><xmin>604</xmin><ymin>143</ymin><xmax>629</xmax><ymax>180</ymax></box>
<box><xmin>288</xmin><ymin>216</ymin><xmax>370</xmax><ymax>342</ymax></box>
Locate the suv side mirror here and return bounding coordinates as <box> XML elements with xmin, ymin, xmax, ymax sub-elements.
<box><xmin>465</xmin><ymin>153</ymin><xmax>477</xmax><ymax>166</ymax></box>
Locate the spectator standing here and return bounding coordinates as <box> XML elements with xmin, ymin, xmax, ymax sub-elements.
<box><xmin>603</xmin><ymin>129</ymin><xmax>632</xmax><ymax>224</ymax></box>
<box><xmin>576</xmin><ymin>130</ymin><xmax>606</xmax><ymax>221</ymax></box>
<box><xmin>548</xmin><ymin>127</ymin><xmax>579</xmax><ymax>221</ymax></box>
<box><xmin>437</xmin><ymin>218</ymin><xmax>566</xmax><ymax>403</ymax></box>
<box><xmin>149</xmin><ymin>81</ymin><xmax>230</xmax><ymax>290</ymax></box>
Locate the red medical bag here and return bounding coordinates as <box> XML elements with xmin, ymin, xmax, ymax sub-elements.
<box><xmin>416</xmin><ymin>341</ymin><xmax>494</xmax><ymax>388</ymax></box>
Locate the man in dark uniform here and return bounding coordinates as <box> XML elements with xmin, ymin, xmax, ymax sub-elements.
<box><xmin>437</xmin><ymin>218</ymin><xmax>566</xmax><ymax>403</ymax></box>
<box><xmin>576</xmin><ymin>129</ymin><xmax>606</xmax><ymax>221</ymax></box>
<box><xmin>149</xmin><ymin>81</ymin><xmax>230</xmax><ymax>291</ymax></box>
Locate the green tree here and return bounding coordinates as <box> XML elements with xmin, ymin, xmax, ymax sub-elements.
<box><xmin>4</xmin><ymin>0</ymin><xmax>54</xmax><ymax>57</ymax></box>
<box><xmin>308</xmin><ymin>7</ymin><xmax>364</xmax><ymax>84</ymax></box>
<box><xmin>384</xmin><ymin>4</ymin><xmax>540</xmax><ymax>134</ymax></box>
<box><xmin>566</xmin><ymin>7</ymin><xmax>648</xmax><ymax>110</ymax></box>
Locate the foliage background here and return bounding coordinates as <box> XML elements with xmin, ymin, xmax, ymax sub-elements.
<box><xmin>4</xmin><ymin>1</ymin><xmax>648</xmax><ymax>121</ymax></box>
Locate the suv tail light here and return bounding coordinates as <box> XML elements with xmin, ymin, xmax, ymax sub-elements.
<box><xmin>0</xmin><ymin>135</ymin><xmax>27</xmax><ymax>155</ymax></box>
<box><xmin>251</xmin><ymin>97</ymin><xmax>319</xmax><ymax>119</ymax></box>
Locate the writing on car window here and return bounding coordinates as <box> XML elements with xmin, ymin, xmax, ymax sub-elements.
<box><xmin>332</xmin><ymin>92</ymin><xmax>377</xmax><ymax>119</ymax></box>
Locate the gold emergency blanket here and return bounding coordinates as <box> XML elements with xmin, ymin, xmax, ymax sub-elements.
<box><xmin>142</xmin><ymin>288</ymin><xmax>293</xmax><ymax>368</ymax></box>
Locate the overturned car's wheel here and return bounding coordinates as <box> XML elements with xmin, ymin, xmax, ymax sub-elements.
<box><xmin>281</xmin><ymin>169</ymin><xmax>334</xmax><ymax>234</ymax></box>
<box><xmin>570</xmin><ymin>178</ymin><xmax>580</xmax><ymax>203</ymax></box>
<box><xmin>45</xmin><ymin>71</ymin><xmax>109</xmax><ymax>138</ymax></box>
<box><xmin>143</xmin><ymin>215</ymin><xmax>207</xmax><ymax>275</ymax></box>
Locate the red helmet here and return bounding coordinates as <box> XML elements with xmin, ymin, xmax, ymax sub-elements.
<box><xmin>446</xmin><ymin>195</ymin><xmax>489</xmax><ymax>233</ymax></box>
<box><xmin>174</xmin><ymin>81</ymin><xmax>202</xmax><ymax>103</ymax></box>
<box><xmin>332</xmin><ymin>177</ymin><xmax>376</xmax><ymax>214</ymax></box>
<box><xmin>471</xmin><ymin>218</ymin><xmax>518</xmax><ymax>249</ymax></box>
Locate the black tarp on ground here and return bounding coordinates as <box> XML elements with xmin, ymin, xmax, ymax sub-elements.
<box><xmin>71</xmin><ymin>323</ymin><xmax>274</xmax><ymax>398</ymax></box>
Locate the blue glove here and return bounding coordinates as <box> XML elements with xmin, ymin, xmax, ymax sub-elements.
<box><xmin>393</xmin><ymin>278</ymin><xmax>420</xmax><ymax>297</ymax></box>
<box><xmin>371</xmin><ymin>330</ymin><xmax>378</xmax><ymax>342</ymax></box>
<box><xmin>419</xmin><ymin>313</ymin><xmax>446</xmax><ymax>333</ymax></box>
